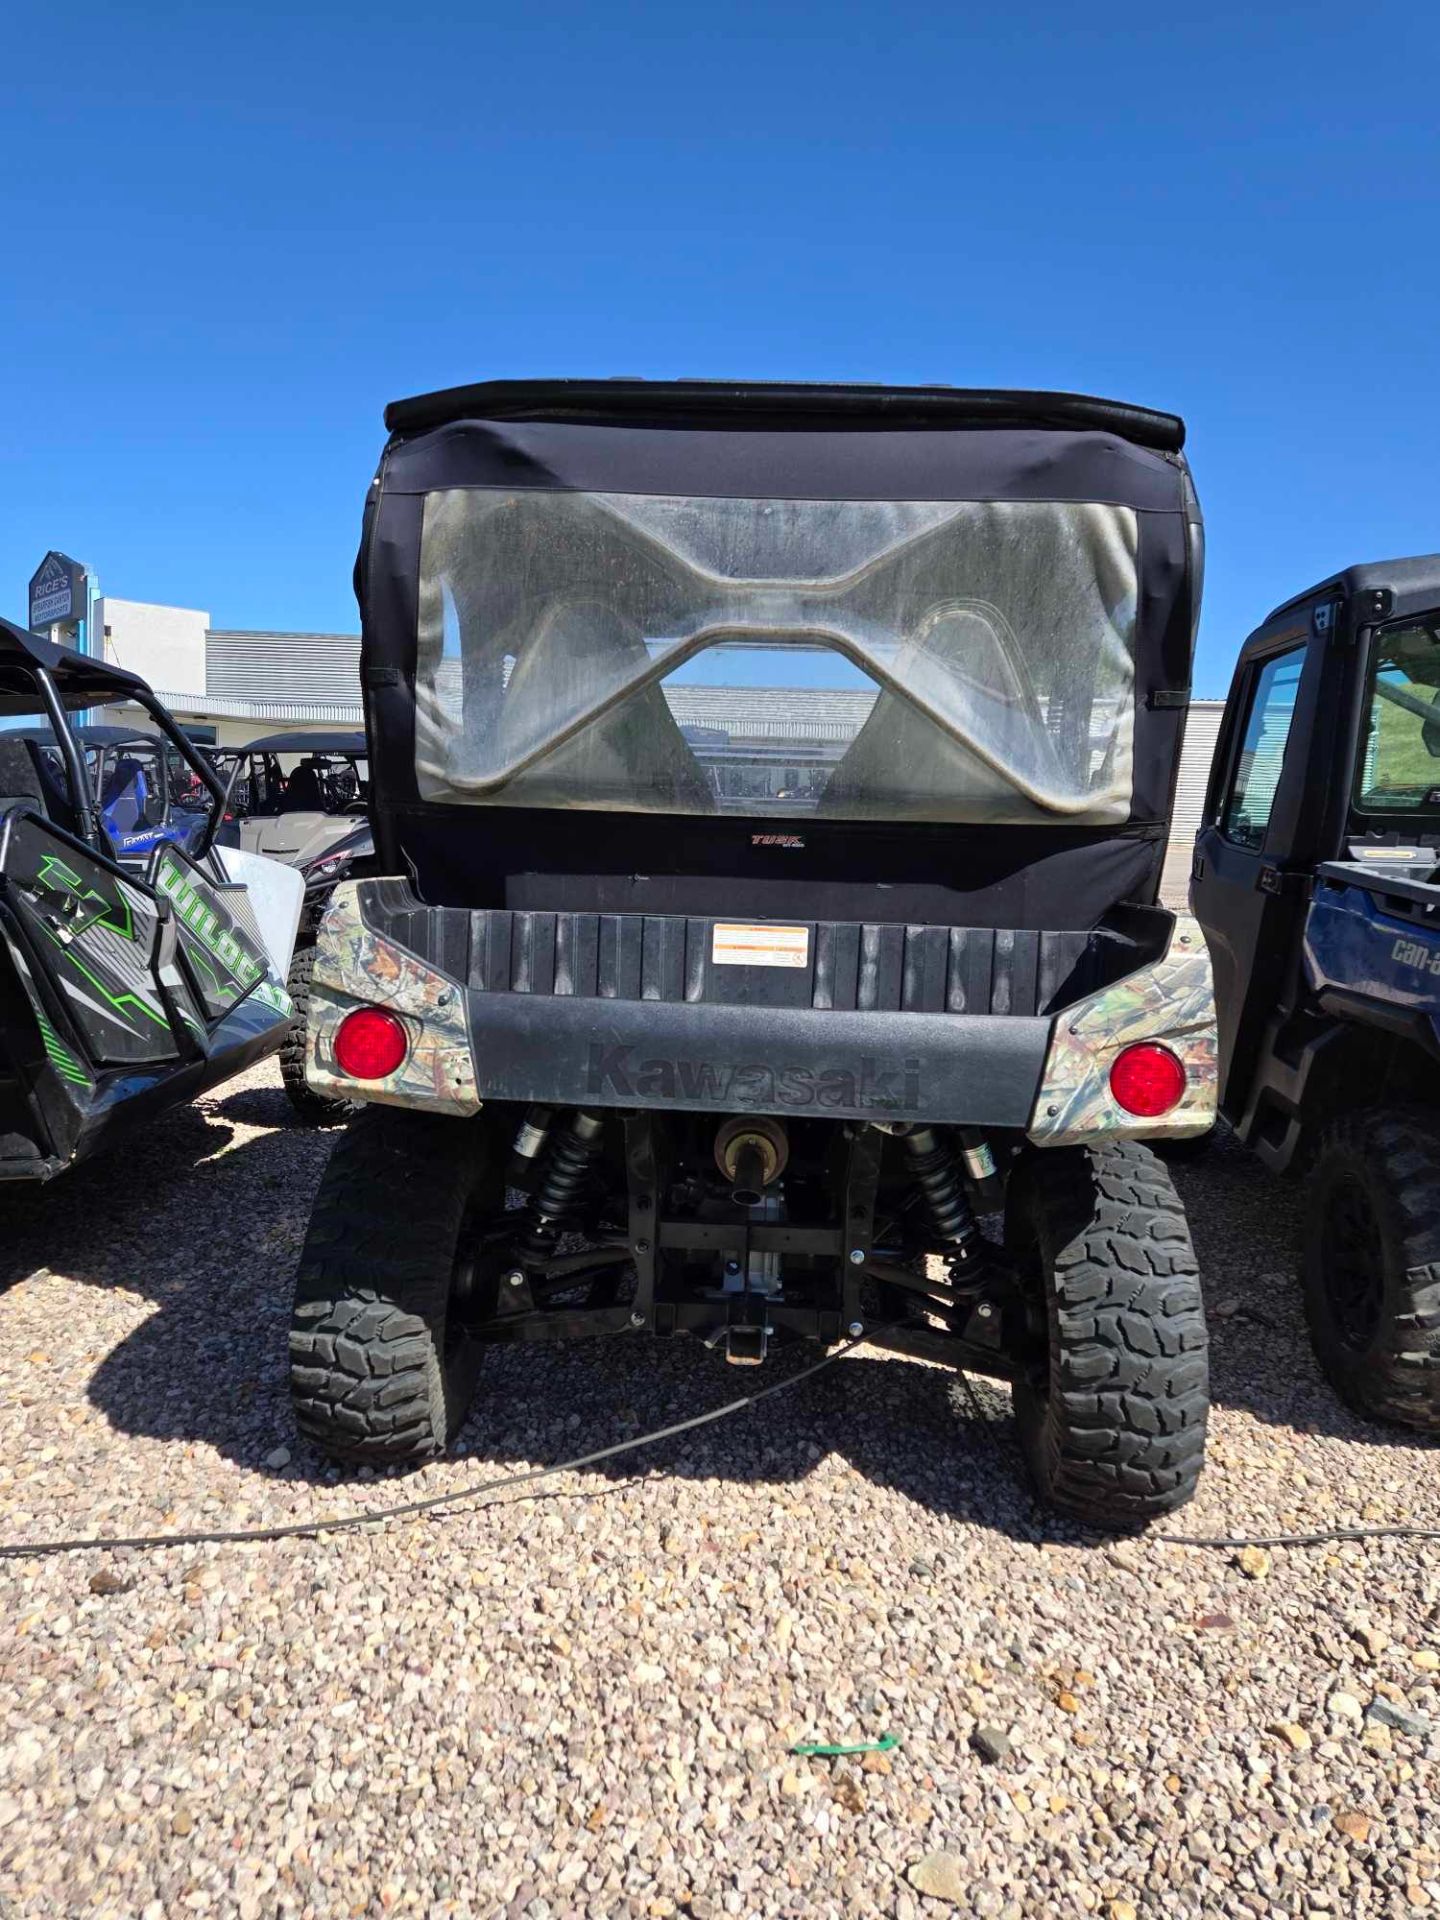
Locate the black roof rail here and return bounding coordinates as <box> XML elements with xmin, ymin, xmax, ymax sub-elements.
<box><xmin>382</xmin><ymin>379</ymin><xmax>1187</xmax><ymax>453</ymax></box>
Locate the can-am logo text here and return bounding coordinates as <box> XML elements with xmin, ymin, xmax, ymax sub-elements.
<box><xmin>587</xmin><ymin>1043</ymin><xmax>921</xmax><ymax>1111</ymax></box>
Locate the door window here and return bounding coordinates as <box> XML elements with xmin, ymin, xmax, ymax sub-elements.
<box><xmin>1220</xmin><ymin>648</ymin><xmax>1303</xmax><ymax>850</ymax></box>
<box><xmin>1355</xmin><ymin>616</ymin><xmax>1440</xmax><ymax>817</ymax></box>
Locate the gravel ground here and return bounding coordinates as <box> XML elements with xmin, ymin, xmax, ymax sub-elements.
<box><xmin>2</xmin><ymin>1064</ymin><xmax>1439</xmax><ymax>1919</ymax></box>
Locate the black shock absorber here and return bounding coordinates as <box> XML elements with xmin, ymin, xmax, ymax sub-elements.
<box><xmin>900</xmin><ymin>1125</ymin><xmax>982</xmax><ymax>1265</ymax></box>
<box><xmin>522</xmin><ymin>1110</ymin><xmax>606</xmax><ymax>1259</ymax></box>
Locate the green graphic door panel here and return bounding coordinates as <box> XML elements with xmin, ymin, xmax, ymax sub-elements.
<box><xmin>153</xmin><ymin>847</ymin><xmax>290</xmax><ymax>1026</ymax></box>
<box><xmin>3</xmin><ymin>815</ymin><xmax>179</xmax><ymax>1068</ymax></box>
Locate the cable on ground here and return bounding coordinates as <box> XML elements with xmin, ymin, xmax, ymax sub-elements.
<box><xmin>0</xmin><ymin>1337</ymin><xmax>862</xmax><ymax>1562</ymax></box>
<box><xmin>1157</xmin><ymin>1523</ymin><xmax>1440</xmax><ymax>1549</ymax></box>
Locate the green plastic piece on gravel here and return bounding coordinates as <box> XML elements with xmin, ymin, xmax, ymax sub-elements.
<box><xmin>788</xmin><ymin>1733</ymin><xmax>900</xmax><ymax>1757</ymax></box>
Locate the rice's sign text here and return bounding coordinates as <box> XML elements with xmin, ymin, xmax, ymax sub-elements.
<box><xmin>28</xmin><ymin>552</ymin><xmax>87</xmax><ymax>633</ymax></box>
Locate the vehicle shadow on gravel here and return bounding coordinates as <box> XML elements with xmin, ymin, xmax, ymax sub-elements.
<box><xmin>209</xmin><ymin>1083</ymin><xmax>305</xmax><ymax>1131</ymax></box>
<box><xmin>0</xmin><ymin>1103</ymin><xmax>242</xmax><ymax>1300</ymax></box>
<box><xmin>91</xmin><ymin>1290</ymin><xmax>1061</xmax><ymax>1538</ymax></box>
<box><xmin>458</xmin><ymin>1337</ymin><xmax>1037</xmax><ymax>1517</ymax></box>
<box><xmin>36</xmin><ymin>1090</ymin><xmax>1438</xmax><ymax>1536</ymax></box>
<box><xmin>1</xmin><ymin>1086</ymin><xmax>338</xmax><ymax>1480</ymax></box>
<box><xmin>50</xmin><ymin>1115</ymin><xmax>1054</xmax><ymax>1537</ymax></box>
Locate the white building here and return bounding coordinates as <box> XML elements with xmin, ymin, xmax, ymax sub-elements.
<box><xmin>92</xmin><ymin>598</ymin><xmax>363</xmax><ymax>746</ymax></box>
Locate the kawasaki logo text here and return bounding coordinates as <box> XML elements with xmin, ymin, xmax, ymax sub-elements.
<box><xmin>587</xmin><ymin>1044</ymin><xmax>922</xmax><ymax>1111</ymax></box>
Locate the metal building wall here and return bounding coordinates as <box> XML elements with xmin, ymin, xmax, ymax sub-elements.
<box><xmin>207</xmin><ymin>629</ymin><xmax>362</xmax><ymax>706</ymax></box>
<box><xmin>1162</xmin><ymin>700</ymin><xmax>1225</xmax><ymax>906</ymax></box>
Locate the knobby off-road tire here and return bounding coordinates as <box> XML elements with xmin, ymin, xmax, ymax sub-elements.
<box><xmin>290</xmin><ymin>1106</ymin><xmax>504</xmax><ymax>1462</ymax></box>
<box><xmin>1303</xmin><ymin>1109</ymin><xmax>1440</xmax><ymax>1431</ymax></box>
<box><xmin>279</xmin><ymin>945</ymin><xmax>361</xmax><ymax>1124</ymax></box>
<box><xmin>1006</xmin><ymin>1140</ymin><xmax>1209</xmax><ymax>1526</ymax></box>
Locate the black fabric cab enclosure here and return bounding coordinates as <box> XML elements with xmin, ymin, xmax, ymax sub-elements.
<box><xmin>358</xmin><ymin>381</ymin><xmax>1202</xmax><ymax>933</ymax></box>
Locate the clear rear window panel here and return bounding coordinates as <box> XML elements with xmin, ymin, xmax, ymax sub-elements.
<box><xmin>414</xmin><ymin>490</ymin><xmax>1141</xmax><ymax>828</ymax></box>
<box><xmin>1352</xmin><ymin>613</ymin><xmax>1440</xmax><ymax>827</ymax></box>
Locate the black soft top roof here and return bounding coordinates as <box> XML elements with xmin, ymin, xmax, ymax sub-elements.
<box><xmin>236</xmin><ymin>731</ymin><xmax>368</xmax><ymax>756</ymax></box>
<box><xmin>8</xmin><ymin>722</ymin><xmax>162</xmax><ymax>747</ymax></box>
<box><xmin>375</xmin><ymin>382</ymin><xmax>1192</xmax><ymax>515</ymax></box>
<box><xmin>0</xmin><ymin>613</ymin><xmax>152</xmax><ymax>714</ymax></box>
<box><xmin>383</xmin><ymin>378</ymin><xmax>1186</xmax><ymax>453</ymax></box>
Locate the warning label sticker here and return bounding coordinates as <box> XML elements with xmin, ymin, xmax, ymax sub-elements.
<box><xmin>711</xmin><ymin>923</ymin><xmax>810</xmax><ymax>969</ymax></box>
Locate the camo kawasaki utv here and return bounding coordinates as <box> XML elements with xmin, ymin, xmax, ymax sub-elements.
<box><xmin>0</xmin><ymin>616</ymin><xmax>301</xmax><ymax>1182</ymax></box>
<box><xmin>291</xmin><ymin>380</ymin><xmax>1215</xmax><ymax>1524</ymax></box>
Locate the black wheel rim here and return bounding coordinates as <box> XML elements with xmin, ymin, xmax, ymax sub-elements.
<box><xmin>1321</xmin><ymin>1174</ymin><xmax>1383</xmax><ymax>1352</ymax></box>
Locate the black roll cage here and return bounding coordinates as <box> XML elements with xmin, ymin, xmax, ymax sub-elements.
<box><xmin>215</xmin><ymin>742</ymin><xmax>369</xmax><ymax>822</ymax></box>
<box><xmin>16</xmin><ymin>664</ymin><xmax>229</xmax><ymax>859</ymax></box>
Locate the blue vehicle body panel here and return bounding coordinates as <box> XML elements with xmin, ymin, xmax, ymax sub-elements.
<box><xmin>1304</xmin><ymin>881</ymin><xmax>1440</xmax><ymax>1052</ymax></box>
<box><xmin>107</xmin><ymin>813</ymin><xmax>208</xmax><ymax>861</ymax></box>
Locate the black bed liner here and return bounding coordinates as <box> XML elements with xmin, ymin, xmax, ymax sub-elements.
<box><xmin>383</xmin><ymin>379</ymin><xmax>1186</xmax><ymax>451</ymax></box>
<box><xmin>363</xmin><ymin>881</ymin><xmax>1161</xmax><ymax>1020</ymax></box>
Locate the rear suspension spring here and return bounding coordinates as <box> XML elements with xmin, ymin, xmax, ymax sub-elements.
<box><xmin>901</xmin><ymin>1126</ymin><xmax>982</xmax><ymax>1263</ymax></box>
<box><xmin>523</xmin><ymin>1110</ymin><xmax>606</xmax><ymax>1258</ymax></box>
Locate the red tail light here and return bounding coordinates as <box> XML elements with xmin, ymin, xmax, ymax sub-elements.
<box><xmin>1109</xmin><ymin>1042</ymin><xmax>1186</xmax><ymax>1117</ymax></box>
<box><xmin>334</xmin><ymin>1007</ymin><xmax>408</xmax><ymax>1080</ymax></box>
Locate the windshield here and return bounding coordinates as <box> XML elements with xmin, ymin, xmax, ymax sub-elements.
<box><xmin>414</xmin><ymin>490</ymin><xmax>1139</xmax><ymax>825</ymax></box>
<box><xmin>1356</xmin><ymin>615</ymin><xmax>1440</xmax><ymax>817</ymax></box>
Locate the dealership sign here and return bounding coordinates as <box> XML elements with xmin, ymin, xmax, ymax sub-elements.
<box><xmin>29</xmin><ymin>551</ymin><xmax>88</xmax><ymax>632</ymax></box>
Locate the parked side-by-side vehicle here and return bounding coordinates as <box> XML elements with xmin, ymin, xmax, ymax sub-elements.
<box><xmin>215</xmin><ymin>730</ymin><xmax>368</xmax><ymax>868</ymax></box>
<box><xmin>289</xmin><ymin>379</ymin><xmax>1216</xmax><ymax>1524</ymax></box>
<box><xmin>6</xmin><ymin>721</ymin><xmax>212</xmax><ymax>865</ymax></box>
<box><xmin>1193</xmin><ymin>554</ymin><xmax>1440</xmax><ymax>1429</ymax></box>
<box><xmin>0</xmin><ymin>617</ymin><xmax>301</xmax><ymax>1182</ymax></box>
<box><xmin>213</xmin><ymin>729</ymin><xmax>376</xmax><ymax>1120</ymax></box>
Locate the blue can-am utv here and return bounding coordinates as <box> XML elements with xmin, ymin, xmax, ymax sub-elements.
<box><xmin>1192</xmin><ymin>555</ymin><xmax>1440</xmax><ymax>1428</ymax></box>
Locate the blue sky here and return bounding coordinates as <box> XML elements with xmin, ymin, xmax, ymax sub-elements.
<box><xmin>1</xmin><ymin>0</ymin><xmax>1435</xmax><ymax>694</ymax></box>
